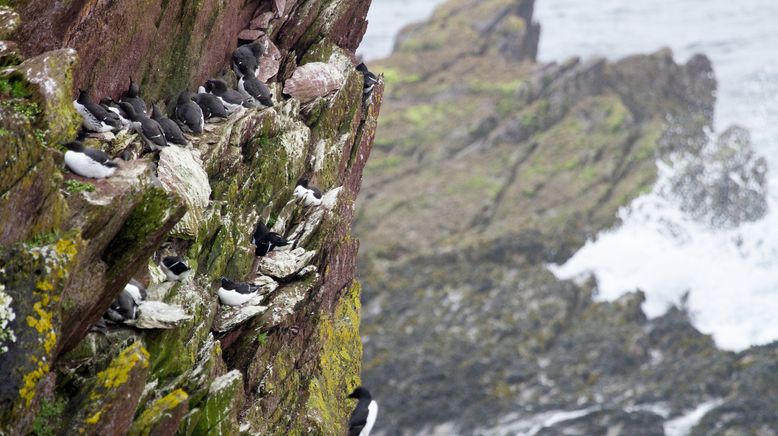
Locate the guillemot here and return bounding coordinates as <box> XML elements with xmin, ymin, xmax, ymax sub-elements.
<box><xmin>175</xmin><ymin>91</ymin><xmax>205</xmax><ymax>134</ymax></box>
<box><xmin>252</xmin><ymin>221</ymin><xmax>289</xmax><ymax>257</ymax></box>
<box><xmin>348</xmin><ymin>387</ymin><xmax>378</xmax><ymax>436</ymax></box>
<box><xmin>217</xmin><ymin>277</ymin><xmax>261</xmax><ymax>306</ymax></box>
<box><xmin>63</xmin><ymin>141</ymin><xmax>118</xmax><ymax>179</ymax></box>
<box><xmin>151</xmin><ymin>103</ymin><xmax>187</xmax><ymax>145</ymax></box>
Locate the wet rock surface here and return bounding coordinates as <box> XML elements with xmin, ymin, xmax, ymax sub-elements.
<box><xmin>357</xmin><ymin>0</ymin><xmax>777</xmax><ymax>434</ymax></box>
<box><xmin>0</xmin><ymin>0</ymin><xmax>380</xmax><ymax>433</ymax></box>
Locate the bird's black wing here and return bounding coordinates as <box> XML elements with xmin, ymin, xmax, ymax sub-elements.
<box><xmin>267</xmin><ymin>233</ymin><xmax>289</xmax><ymax>246</ymax></box>
<box><xmin>235</xmin><ymin>282</ymin><xmax>259</xmax><ymax>294</ymax></box>
<box><xmin>159</xmin><ymin>118</ymin><xmax>187</xmax><ymax>144</ymax></box>
<box><xmin>311</xmin><ymin>187</ymin><xmax>323</xmax><ymax>199</ymax></box>
<box><xmin>83</xmin><ymin>147</ymin><xmax>119</xmax><ymax>168</ymax></box>
<box><xmin>348</xmin><ymin>404</ymin><xmax>369</xmax><ymax>436</ymax></box>
<box><xmin>244</xmin><ymin>79</ymin><xmax>273</xmax><ymax>107</ymax></box>
<box><xmin>177</xmin><ymin>102</ymin><xmax>204</xmax><ymax>133</ymax></box>
<box><xmin>224</xmin><ymin>89</ymin><xmax>247</xmax><ymax>105</ymax></box>
<box><xmin>142</xmin><ymin>119</ymin><xmax>168</xmax><ymax>148</ymax></box>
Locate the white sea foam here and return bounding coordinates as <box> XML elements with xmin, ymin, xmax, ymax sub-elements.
<box><xmin>537</xmin><ymin>0</ymin><xmax>778</xmax><ymax>351</ymax></box>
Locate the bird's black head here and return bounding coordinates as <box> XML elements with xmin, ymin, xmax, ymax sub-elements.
<box><xmin>64</xmin><ymin>141</ymin><xmax>85</xmax><ymax>152</ymax></box>
<box><xmin>356</xmin><ymin>63</ymin><xmax>369</xmax><ymax>74</ymax></box>
<box><xmin>118</xmin><ymin>102</ymin><xmax>139</xmax><ymax>121</ymax></box>
<box><xmin>151</xmin><ymin>103</ymin><xmax>163</xmax><ymax>119</ymax></box>
<box><xmin>296</xmin><ymin>178</ymin><xmax>309</xmax><ymax>188</ymax></box>
<box><xmin>249</xmin><ymin>40</ymin><xmax>265</xmax><ymax>57</ymax></box>
<box><xmin>77</xmin><ymin>88</ymin><xmax>89</xmax><ymax>101</ymax></box>
<box><xmin>128</xmin><ymin>77</ymin><xmax>139</xmax><ymax>97</ymax></box>
<box><xmin>220</xmin><ymin>277</ymin><xmax>234</xmax><ymax>288</ymax></box>
<box><xmin>206</xmin><ymin>79</ymin><xmax>227</xmax><ymax>93</ymax></box>
<box><xmin>177</xmin><ymin>91</ymin><xmax>193</xmax><ymax>105</ymax></box>
<box><xmin>348</xmin><ymin>386</ymin><xmax>371</xmax><ymax>400</ymax></box>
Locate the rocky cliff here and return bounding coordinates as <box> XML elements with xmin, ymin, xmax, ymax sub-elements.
<box><xmin>0</xmin><ymin>0</ymin><xmax>381</xmax><ymax>434</ymax></box>
<box><xmin>357</xmin><ymin>0</ymin><xmax>777</xmax><ymax>434</ymax></box>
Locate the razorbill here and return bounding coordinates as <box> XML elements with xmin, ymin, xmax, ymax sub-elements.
<box><xmin>151</xmin><ymin>103</ymin><xmax>187</xmax><ymax>145</ymax></box>
<box><xmin>118</xmin><ymin>102</ymin><xmax>168</xmax><ymax>150</ymax></box>
<box><xmin>175</xmin><ymin>91</ymin><xmax>204</xmax><ymax>134</ymax></box>
<box><xmin>120</xmin><ymin>77</ymin><xmax>148</xmax><ymax>117</ymax></box>
<box><xmin>348</xmin><ymin>387</ymin><xmax>378</xmax><ymax>436</ymax></box>
<box><xmin>99</xmin><ymin>97</ymin><xmax>131</xmax><ymax>127</ymax></box>
<box><xmin>104</xmin><ymin>287</ymin><xmax>139</xmax><ymax>322</ymax></box>
<box><xmin>160</xmin><ymin>256</ymin><xmax>191</xmax><ymax>281</ymax></box>
<box><xmin>63</xmin><ymin>141</ymin><xmax>118</xmax><ymax>179</ymax></box>
<box><xmin>252</xmin><ymin>222</ymin><xmax>289</xmax><ymax>257</ymax></box>
<box><xmin>73</xmin><ymin>89</ymin><xmax>122</xmax><ymax>132</ymax></box>
<box><xmin>124</xmin><ymin>278</ymin><xmax>147</xmax><ymax>304</ymax></box>
<box><xmin>238</xmin><ymin>76</ymin><xmax>273</xmax><ymax>108</ymax></box>
<box><xmin>217</xmin><ymin>277</ymin><xmax>261</xmax><ymax>306</ymax></box>
<box><xmin>193</xmin><ymin>92</ymin><xmax>229</xmax><ymax>120</ymax></box>
<box><xmin>356</xmin><ymin>63</ymin><xmax>379</xmax><ymax>96</ymax></box>
<box><xmin>205</xmin><ymin>79</ymin><xmax>252</xmax><ymax>112</ymax></box>
<box><xmin>293</xmin><ymin>178</ymin><xmax>323</xmax><ymax>207</ymax></box>
<box><xmin>232</xmin><ymin>41</ymin><xmax>263</xmax><ymax>78</ymax></box>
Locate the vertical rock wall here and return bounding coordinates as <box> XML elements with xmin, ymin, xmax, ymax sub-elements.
<box><xmin>0</xmin><ymin>0</ymin><xmax>381</xmax><ymax>434</ymax></box>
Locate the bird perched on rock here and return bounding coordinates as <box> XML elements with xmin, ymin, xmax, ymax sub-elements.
<box><xmin>104</xmin><ymin>279</ymin><xmax>147</xmax><ymax>322</ymax></box>
<box><xmin>238</xmin><ymin>75</ymin><xmax>273</xmax><ymax>108</ymax></box>
<box><xmin>99</xmin><ymin>97</ymin><xmax>131</xmax><ymax>127</ymax></box>
<box><xmin>232</xmin><ymin>40</ymin><xmax>264</xmax><ymax>78</ymax></box>
<box><xmin>175</xmin><ymin>91</ymin><xmax>204</xmax><ymax>134</ymax></box>
<box><xmin>348</xmin><ymin>387</ymin><xmax>378</xmax><ymax>436</ymax></box>
<box><xmin>205</xmin><ymin>78</ymin><xmax>253</xmax><ymax>112</ymax></box>
<box><xmin>356</xmin><ymin>63</ymin><xmax>379</xmax><ymax>97</ymax></box>
<box><xmin>73</xmin><ymin>89</ymin><xmax>122</xmax><ymax>132</ymax></box>
<box><xmin>151</xmin><ymin>103</ymin><xmax>187</xmax><ymax>145</ymax></box>
<box><xmin>161</xmin><ymin>256</ymin><xmax>191</xmax><ymax>282</ymax></box>
<box><xmin>120</xmin><ymin>77</ymin><xmax>147</xmax><ymax>117</ymax></box>
<box><xmin>217</xmin><ymin>277</ymin><xmax>261</xmax><ymax>306</ymax></box>
<box><xmin>119</xmin><ymin>102</ymin><xmax>168</xmax><ymax>151</ymax></box>
<box><xmin>193</xmin><ymin>92</ymin><xmax>229</xmax><ymax>120</ymax></box>
<box><xmin>252</xmin><ymin>222</ymin><xmax>289</xmax><ymax>257</ymax></box>
<box><xmin>63</xmin><ymin>141</ymin><xmax>118</xmax><ymax>179</ymax></box>
<box><xmin>293</xmin><ymin>178</ymin><xmax>323</xmax><ymax>207</ymax></box>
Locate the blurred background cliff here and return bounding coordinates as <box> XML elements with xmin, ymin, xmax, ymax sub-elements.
<box><xmin>355</xmin><ymin>0</ymin><xmax>778</xmax><ymax>434</ymax></box>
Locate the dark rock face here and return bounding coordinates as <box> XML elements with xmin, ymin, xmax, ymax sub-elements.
<box><xmin>356</xmin><ymin>0</ymin><xmax>777</xmax><ymax>434</ymax></box>
<box><xmin>0</xmin><ymin>0</ymin><xmax>380</xmax><ymax>434</ymax></box>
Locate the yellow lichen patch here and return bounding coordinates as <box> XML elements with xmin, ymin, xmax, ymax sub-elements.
<box><xmin>19</xmin><ymin>360</ymin><xmax>50</xmax><ymax>406</ymax></box>
<box><xmin>85</xmin><ymin>411</ymin><xmax>102</xmax><ymax>424</ymax></box>
<box><xmin>55</xmin><ymin>237</ymin><xmax>78</xmax><ymax>258</ymax></box>
<box><xmin>130</xmin><ymin>389</ymin><xmax>189</xmax><ymax>434</ymax></box>
<box><xmin>97</xmin><ymin>342</ymin><xmax>150</xmax><ymax>389</ymax></box>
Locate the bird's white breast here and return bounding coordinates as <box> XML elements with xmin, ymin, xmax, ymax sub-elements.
<box><xmin>218</xmin><ymin>287</ymin><xmax>257</xmax><ymax>306</ymax></box>
<box><xmin>64</xmin><ymin>151</ymin><xmax>116</xmax><ymax>179</ymax></box>
<box><xmin>361</xmin><ymin>401</ymin><xmax>378</xmax><ymax>436</ymax></box>
<box><xmin>125</xmin><ymin>283</ymin><xmax>143</xmax><ymax>305</ymax></box>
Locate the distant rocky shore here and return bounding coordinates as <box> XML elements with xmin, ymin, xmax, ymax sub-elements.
<box><xmin>356</xmin><ymin>0</ymin><xmax>777</xmax><ymax>434</ymax></box>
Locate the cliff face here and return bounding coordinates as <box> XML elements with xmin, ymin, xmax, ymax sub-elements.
<box><xmin>0</xmin><ymin>0</ymin><xmax>380</xmax><ymax>434</ymax></box>
<box><xmin>357</xmin><ymin>0</ymin><xmax>777</xmax><ymax>434</ymax></box>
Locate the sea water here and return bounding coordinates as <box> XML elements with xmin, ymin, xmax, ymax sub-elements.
<box><xmin>362</xmin><ymin>0</ymin><xmax>778</xmax><ymax>350</ymax></box>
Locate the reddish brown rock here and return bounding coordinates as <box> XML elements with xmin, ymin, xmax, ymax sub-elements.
<box><xmin>258</xmin><ymin>37</ymin><xmax>282</xmax><ymax>81</ymax></box>
<box><xmin>250</xmin><ymin>12</ymin><xmax>274</xmax><ymax>30</ymax></box>
<box><xmin>237</xmin><ymin>29</ymin><xmax>264</xmax><ymax>42</ymax></box>
<box><xmin>283</xmin><ymin>62</ymin><xmax>345</xmax><ymax>103</ymax></box>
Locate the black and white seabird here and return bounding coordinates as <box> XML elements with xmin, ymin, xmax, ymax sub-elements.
<box><xmin>293</xmin><ymin>178</ymin><xmax>323</xmax><ymax>207</ymax></box>
<box><xmin>205</xmin><ymin>79</ymin><xmax>252</xmax><ymax>112</ymax></box>
<box><xmin>120</xmin><ymin>77</ymin><xmax>148</xmax><ymax>117</ymax></box>
<box><xmin>124</xmin><ymin>278</ymin><xmax>148</xmax><ymax>304</ymax></box>
<box><xmin>160</xmin><ymin>256</ymin><xmax>191</xmax><ymax>281</ymax></box>
<box><xmin>356</xmin><ymin>63</ymin><xmax>379</xmax><ymax>96</ymax></box>
<box><xmin>89</xmin><ymin>318</ymin><xmax>108</xmax><ymax>334</ymax></box>
<box><xmin>193</xmin><ymin>92</ymin><xmax>229</xmax><ymax>120</ymax></box>
<box><xmin>99</xmin><ymin>97</ymin><xmax>131</xmax><ymax>127</ymax></box>
<box><xmin>104</xmin><ymin>290</ymin><xmax>136</xmax><ymax>323</ymax></box>
<box><xmin>64</xmin><ymin>141</ymin><xmax>118</xmax><ymax>179</ymax></box>
<box><xmin>252</xmin><ymin>222</ymin><xmax>289</xmax><ymax>257</ymax></box>
<box><xmin>73</xmin><ymin>89</ymin><xmax>122</xmax><ymax>132</ymax></box>
<box><xmin>232</xmin><ymin>41</ymin><xmax>264</xmax><ymax>78</ymax></box>
<box><xmin>175</xmin><ymin>91</ymin><xmax>205</xmax><ymax>134</ymax></box>
<box><xmin>238</xmin><ymin>76</ymin><xmax>273</xmax><ymax>108</ymax></box>
<box><xmin>348</xmin><ymin>387</ymin><xmax>378</xmax><ymax>436</ymax></box>
<box><xmin>119</xmin><ymin>102</ymin><xmax>168</xmax><ymax>150</ymax></box>
<box><xmin>217</xmin><ymin>277</ymin><xmax>261</xmax><ymax>306</ymax></box>
<box><xmin>151</xmin><ymin>103</ymin><xmax>187</xmax><ymax>145</ymax></box>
